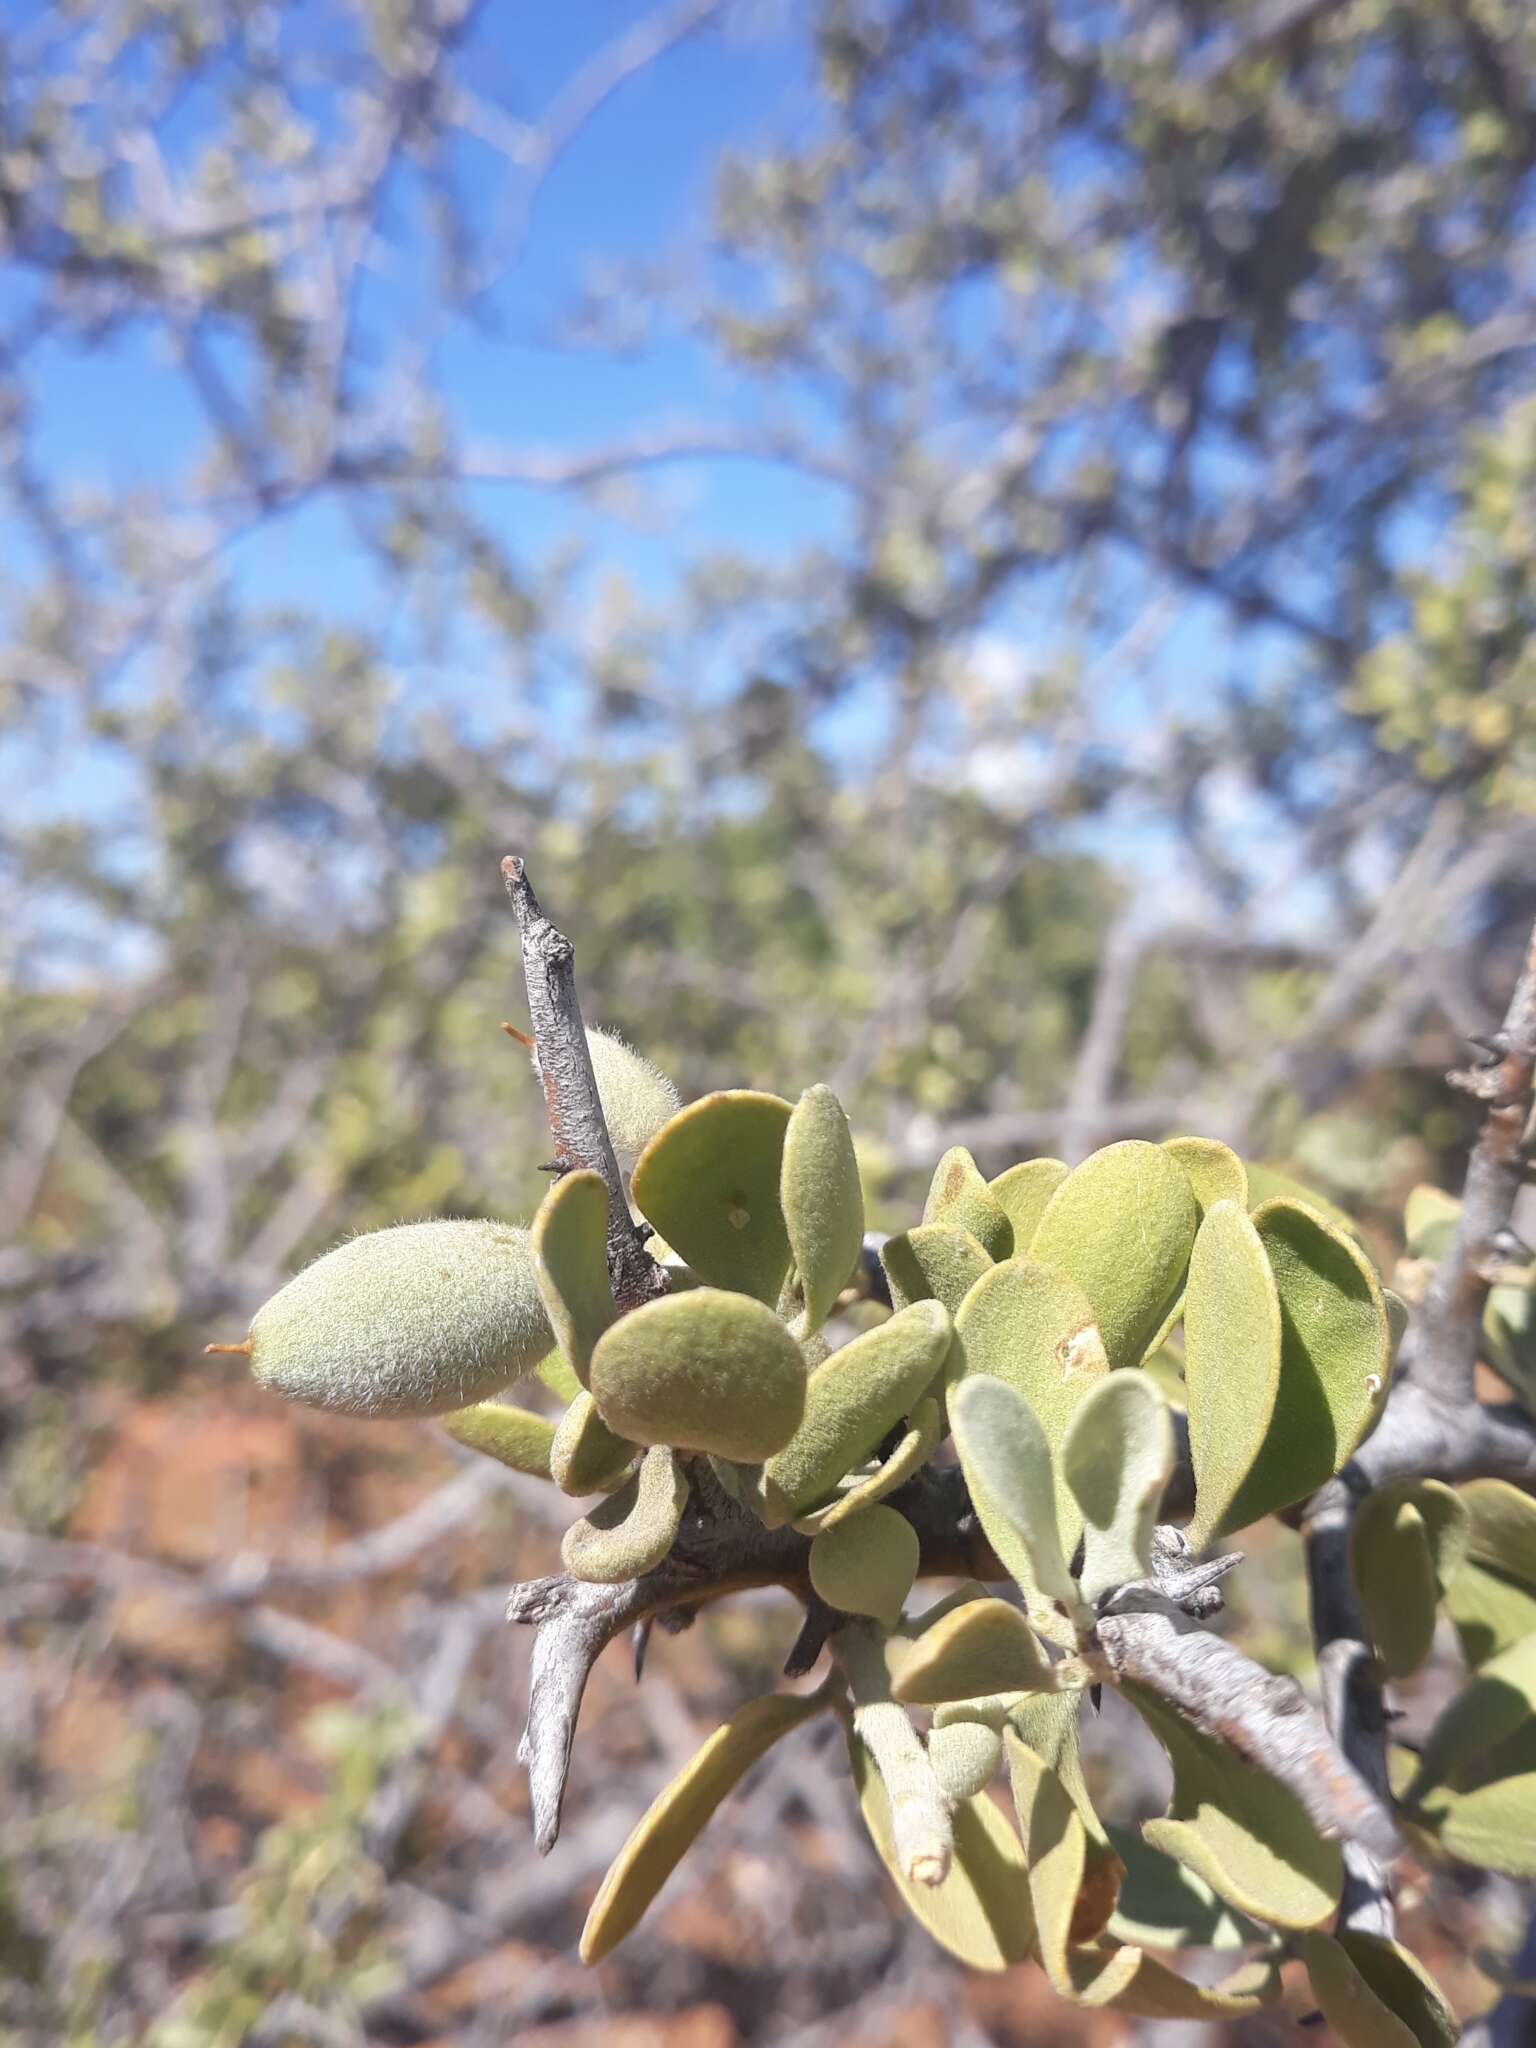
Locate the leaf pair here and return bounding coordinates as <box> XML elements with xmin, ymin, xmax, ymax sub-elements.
<box><xmin>1402</xmin><ymin>1628</ymin><xmax>1536</xmax><ymax>1880</ymax></box>
<box><xmin>1184</xmin><ymin>1196</ymin><xmax>1391</xmax><ymax>1546</ymax></box>
<box><xmin>947</xmin><ymin>1369</ymin><xmax>1174</xmax><ymax>1641</ymax></box>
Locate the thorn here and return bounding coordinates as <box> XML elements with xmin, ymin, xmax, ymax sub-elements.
<box><xmin>500</xmin><ymin>1021</ymin><xmax>534</xmax><ymax>1050</ymax></box>
<box><xmin>204</xmin><ymin>1340</ymin><xmax>251</xmax><ymax>1356</ymax></box>
<box><xmin>1467</xmin><ymin>1030</ymin><xmax>1511</xmax><ymax>1063</ymax></box>
<box><xmin>632</xmin><ymin>1619</ymin><xmax>652</xmax><ymax>1683</ymax></box>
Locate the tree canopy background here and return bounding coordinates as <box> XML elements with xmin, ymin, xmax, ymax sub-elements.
<box><xmin>3</xmin><ymin>2</ymin><xmax>1535</xmax><ymax>2041</ymax></box>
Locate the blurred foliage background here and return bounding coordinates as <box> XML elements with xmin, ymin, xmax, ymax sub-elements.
<box><xmin>3</xmin><ymin>0</ymin><xmax>1536</xmax><ymax>2041</ymax></box>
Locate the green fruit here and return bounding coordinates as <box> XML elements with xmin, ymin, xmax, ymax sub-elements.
<box><xmin>588</xmin><ymin>1286</ymin><xmax>807</xmax><ymax>1461</ymax></box>
<box><xmin>238</xmin><ymin>1220</ymin><xmax>551</xmax><ymax>1417</ymax></box>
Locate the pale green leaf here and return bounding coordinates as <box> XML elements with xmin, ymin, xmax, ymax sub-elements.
<box><xmin>1029</xmin><ymin>1141</ymin><xmax>1198</xmax><ymax>1370</ymax></box>
<box><xmin>1183</xmin><ymin>1199</ymin><xmax>1283</xmax><ymax>1547</ymax></box>
<box><xmin>1104</xmin><ymin>1825</ymin><xmax>1267</xmax><ymax>1950</ymax></box>
<box><xmin>809</xmin><ymin>1504</ymin><xmax>918</xmax><ymax>1627</ymax></box>
<box><xmin>781</xmin><ymin>1083</ymin><xmax>864</xmax><ymax>1334</ymax></box>
<box><xmin>1124</xmin><ymin>1683</ymin><xmax>1342</xmax><ymax>1929</ymax></box>
<box><xmin>790</xmin><ymin>1396</ymin><xmax>942</xmax><ymax>1533</ymax></box>
<box><xmin>760</xmin><ymin>1300</ymin><xmax>950</xmax><ymax>1525</ymax></box>
<box><xmin>922</xmin><ymin>1146</ymin><xmax>1014</xmax><ymax>1258</ymax></box>
<box><xmin>549</xmin><ymin>1389</ymin><xmax>636</xmax><ymax>1496</ymax></box>
<box><xmin>1162</xmin><ymin>1136</ymin><xmax>1248</xmax><ymax>1216</ymax></box>
<box><xmin>948</xmin><ymin>1373</ymin><xmax>1081</xmax><ymax>1632</ymax></box>
<box><xmin>561</xmin><ymin>1445</ymin><xmax>688</xmax><ymax>1584</ymax></box>
<box><xmin>891</xmin><ymin>1597</ymin><xmax>1055</xmax><ymax>1706</ymax></box>
<box><xmin>1062</xmin><ymin>1373</ymin><xmax>1174</xmax><ymax>1604</ymax></box>
<box><xmin>1057</xmin><ymin>1947</ymin><xmax>1278</xmax><ymax>2018</ymax></box>
<box><xmin>589</xmin><ymin>1286</ymin><xmax>806</xmax><ymax>1462</ymax></box>
<box><xmin>630</xmin><ymin>1090</ymin><xmax>793</xmax><ymax>1304</ymax></box>
<box><xmin>581</xmin><ymin>1687</ymin><xmax>828</xmax><ymax>1961</ymax></box>
<box><xmin>530</xmin><ymin>1168</ymin><xmax>614</xmax><ymax>1384</ymax></box>
<box><xmin>989</xmin><ymin>1157</ymin><xmax>1068</xmax><ymax>1246</ymax></box>
<box><xmin>846</xmin><ymin>1730</ymin><xmax>1034</xmax><ymax>1971</ymax></box>
<box><xmin>1246</xmin><ymin>1163</ymin><xmax>1363</xmax><ymax>1239</ymax></box>
<box><xmin>1302</xmin><ymin>1933</ymin><xmax>1435</xmax><ymax>2048</ymax></box>
<box><xmin>880</xmin><ymin>1224</ymin><xmax>993</xmax><ymax>1314</ymax></box>
<box><xmin>1350</xmin><ymin>1480</ymin><xmax>1469</xmax><ymax>1677</ymax></box>
<box><xmin>439</xmin><ymin>1400</ymin><xmax>556</xmax><ymax>1478</ymax></box>
<box><xmin>1409</xmin><ymin>1630</ymin><xmax>1536</xmax><ymax>1803</ymax></box>
<box><xmin>927</xmin><ymin>1721</ymin><xmax>1003</xmax><ymax>1802</ymax></box>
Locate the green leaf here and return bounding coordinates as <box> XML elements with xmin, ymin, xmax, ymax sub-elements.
<box><xmin>1005</xmin><ymin>1731</ymin><xmax>1089</xmax><ymax>1991</ymax></box>
<box><xmin>1008</xmin><ymin>1692</ymin><xmax>1107</xmax><ymax>1845</ymax></box>
<box><xmin>1409</xmin><ymin>1630</ymin><xmax>1536</xmax><ymax>1803</ymax></box>
<box><xmin>809</xmin><ymin>1505</ymin><xmax>918</xmax><ymax>1627</ymax></box>
<box><xmin>1221</xmin><ymin>1197</ymin><xmax>1392</xmax><ymax>1531</ymax></box>
<box><xmin>922</xmin><ymin>1146</ymin><xmax>1014</xmax><ymax>1258</ymax></box>
<box><xmin>1056</xmin><ymin>1948</ymin><xmax>1278</xmax><ymax>2018</ymax></box>
<box><xmin>989</xmin><ymin>1157</ymin><xmax>1068</xmax><ymax>1246</ymax></box>
<box><xmin>1162</xmin><ymin>1136</ymin><xmax>1248</xmax><ymax>1216</ymax></box>
<box><xmin>927</xmin><ymin>1722</ymin><xmax>1003</xmax><ymax>1802</ymax></box>
<box><xmin>584</xmin><ymin>1026</ymin><xmax>682</xmax><ymax>1173</ymax></box>
<box><xmin>1416</xmin><ymin>1774</ymin><xmax>1536</xmax><ymax>1878</ymax></box>
<box><xmin>549</xmin><ymin>1389</ymin><xmax>636</xmax><ymax>1496</ymax></box>
<box><xmin>1303</xmin><ymin>1932</ymin><xmax>1454</xmax><ymax>2048</ymax></box>
<box><xmin>781</xmin><ymin>1083</ymin><xmax>864</xmax><ymax>1334</ymax></box>
<box><xmin>948</xmin><ymin>1374</ymin><xmax>1081</xmax><ymax>1633</ymax></box>
<box><xmin>1124</xmin><ymin>1683</ymin><xmax>1342</xmax><ymax>1929</ymax></box>
<box><xmin>1350</xmin><ymin>1480</ymin><xmax>1469</xmax><ymax>1677</ymax></box>
<box><xmin>589</xmin><ymin>1286</ymin><xmax>806</xmax><ymax>1462</ymax></box>
<box><xmin>1104</xmin><ymin>1825</ymin><xmax>1267</xmax><ymax>1950</ymax></box>
<box><xmin>1029</xmin><ymin>1141</ymin><xmax>1198</xmax><ymax>1369</ymax></box>
<box><xmin>1461</xmin><ymin>1477</ymin><xmax>1536</xmax><ymax>1585</ymax></box>
<box><xmin>439</xmin><ymin>1400</ymin><xmax>556</xmax><ymax>1478</ymax></box>
<box><xmin>846</xmin><ymin>1730</ymin><xmax>1034</xmax><ymax>1971</ymax></box>
<box><xmin>1327</xmin><ymin>1932</ymin><xmax>1459</xmax><ymax>2048</ymax></box>
<box><xmin>790</xmin><ymin>1396</ymin><xmax>942</xmax><ymax>1533</ymax></box>
<box><xmin>1246</xmin><ymin>1163</ymin><xmax>1363</xmax><ymax>1240</ymax></box>
<box><xmin>759</xmin><ymin>1300</ymin><xmax>950</xmax><ymax>1525</ymax></box>
<box><xmin>580</xmin><ymin>1687</ymin><xmax>828</xmax><ymax>1961</ymax></box>
<box><xmin>1061</xmin><ymin>1373</ymin><xmax>1174</xmax><ymax>1604</ymax></box>
<box><xmin>1446</xmin><ymin>1559</ymin><xmax>1536</xmax><ymax>1669</ymax></box>
<box><xmin>949</xmin><ymin>1258</ymin><xmax>1109</xmax><ymax>1556</ymax></box>
<box><xmin>630</xmin><ymin>1089</ymin><xmax>793</xmax><ymax>1304</ymax></box>
<box><xmin>534</xmin><ymin>1347</ymin><xmax>584</xmax><ymax>1404</ymax></box>
<box><xmin>891</xmin><ymin>1598</ymin><xmax>1055</xmax><ymax>1706</ymax></box>
<box><xmin>1403</xmin><ymin>1183</ymin><xmax>1461</xmax><ymax>1259</ymax></box>
<box><xmin>880</xmin><ymin>1224</ymin><xmax>993</xmax><ymax>1314</ymax></box>
<box><xmin>561</xmin><ymin>1445</ymin><xmax>688</xmax><ymax>1584</ymax></box>
<box><xmin>530</xmin><ymin>1168</ymin><xmax>614</xmax><ymax>1384</ymax></box>
<box><xmin>1182</xmin><ymin>1199</ymin><xmax>1283</xmax><ymax>1546</ymax></box>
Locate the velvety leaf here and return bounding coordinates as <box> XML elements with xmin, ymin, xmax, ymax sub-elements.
<box><xmin>1221</xmin><ymin>1197</ymin><xmax>1391</xmax><ymax>1531</ymax></box>
<box><xmin>1104</xmin><ymin>1825</ymin><xmax>1267</xmax><ymax>1950</ymax></box>
<box><xmin>1246</xmin><ymin>1163</ymin><xmax>1363</xmax><ymax>1239</ymax></box>
<box><xmin>927</xmin><ymin>1721</ymin><xmax>1004</xmax><ymax>1802</ymax></box>
<box><xmin>880</xmin><ymin>1224</ymin><xmax>994</xmax><ymax>1315</ymax></box>
<box><xmin>1416</xmin><ymin>1774</ymin><xmax>1536</xmax><ymax>1878</ymax></box>
<box><xmin>561</xmin><ymin>1445</ymin><xmax>688</xmax><ymax>1583</ymax></box>
<box><xmin>791</xmin><ymin>1396</ymin><xmax>942</xmax><ymax>1534</ymax></box>
<box><xmin>1403</xmin><ymin>1183</ymin><xmax>1461</xmax><ymax>1259</ymax></box>
<box><xmin>1062</xmin><ymin>1373</ymin><xmax>1174</xmax><ymax>1604</ymax></box>
<box><xmin>948</xmin><ymin>1374</ymin><xmax>1081</xmax><ymax>1632</ymax></box>
<box><xmin>809</xmin><ymin>1505</ymin><xmax>918</xmax><ymax>1628</ymax></box>
<box><xmin>1139</xmin><ymin>1346</ymin><xmax>1187</xmax><ymax>1408</ymax></box>
<box><xmin>1350</xmin><ymin>1480</ymin><xmax>1469</xmax><ymax>1678</ymax></box>
<box><xmin>530</xmin><ymin>1168</ymin><xmax>614</xmax><ymax>1384</ymax></box>
<box><xmin>846</xmin><ymin>1730</ymin><xmax>1035</xmax><ymax>1971</ymax></box>
<box><xmin>1302</xmin><ymin>1933</ymin><xmax>1436</xmax><ymax>2048</ymax></box>
<box><xmin>549</xmin><ymin>1389</ymin><xmax>636</xmax><ymax>1496</ymax></box>
<box><xmin>589</xmin><ymin>1286</ymin><xmax>806</xmax><ymax>1462</ymax></box>
<box><xmin>781</xmin><ymin>1083</ymin><xmax>864</xmax><ymax>1334</ymax></box>
<box><xmin>760</xmin><ymin>1300</ymin><xmax>950</xmax><ymax>1525</ymax></box>
<box><xmin>949</xmin><ymin>1258</ymin><xmax>1109</xmax><ymax>1556</ymax></box>
<box><xmin>1006</xmin><ymin>1732</ymin><xmax>1088</xmax><ymax>1991</ymax></box>
<box><xmin>1029</xmin><ymin>1141</ymin><xmax>1198</xmax><ymax>1369</ymax></box>
<box><xmin>1409</xmin><ymin>1631</ymin><xmax>1536</xmax><ymax>1803</ymax></box>
<box><xmin>534</xmin><ymin>1347</ymin><xmax>584</xmax><ymax>1404</ymax></box>
<box><xmin>989</xmin><ymin>1157</ymin><xmax>1068</xmax><ymax>1246</ymax></box>
<box><xmin>581</xmin><ymin>1687</ymin><xmax>828</xmax><ymax>1961</ymax></box>
<box><xmin>1182</xmin><ymin>1199</ymin><xmax>1283</xmax><ymax>1547</ymax></box>
<box><xmin>892</xmin><ymin>1598</ymin><xmax>1055</xmax><ymax>1706</ymax></box>
<box><xmin>1461</xmin><ymin>1477</ymin><xmax>1536</xmax><ymax>1586</ymax></box>
<box><xmin>583</xmin><ymin>1026</ymin><xmax>684</xmax><ymax>1173</ymax></box>
<box><xmin>1058</xmin><ymin>1947</ymin><xmax>1279</xmax><ymax>2018</ymax></box>
<box><xmin>1162</xmin><ymin>1136</ymin><xmax>1248</xmax><ymax>1216</ymax></box>
<box><xmin>1124</xmin><ymin>1683</ymin><xmax>1342</xmax><ymax>1929</ymax></box>
<box><xmin>923</xmin><ymin>1146</ymin><xmax>1014</xmax><ymax>1259</ymax></box>
<box><xmin>439</xmin><ymin>1400</ymin><xmax>556</xmax><ymax>1478</ymax></box>
<box><xmin>1333</xmin><ymin>1932</ymin><xmax>1459</xmax><ymax>2048</ymax></box>
<box><xmin>1446</xmin><ymin>1559</ymin><xmax>1536</xmax><ymax>1670</ymax></box>
<box><xmin>1008</xmin><ymin>1692</ymin><xmax>1107</xmax><ymax>1846</ymax></box>
<box><xmin>630</xmin><ymin>1090</ymin><xmax>793</xmax><ymax>1304</ymax></box>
